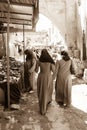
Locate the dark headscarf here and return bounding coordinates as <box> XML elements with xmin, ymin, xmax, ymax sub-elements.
<box><xmin>61</xmin><ymin>50</ymin><xmax>70</xmax><ymax>61</ymax></box>
<box><xmin>39</xmin><ymin>49</ymin><xmax>55</xmax><ymax>64</ymax></box>
<box><xmin>24</xmin><ymin>49</ymin><xmax>35</xmax><ymax>61</ymax></box>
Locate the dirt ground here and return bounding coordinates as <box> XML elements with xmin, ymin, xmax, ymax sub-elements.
<box><xmin>0</xmin><ymin>77</ymin><xmax>87</xmax><ymax>130</ymax></box>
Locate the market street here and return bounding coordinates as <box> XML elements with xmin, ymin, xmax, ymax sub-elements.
<box><xmin>0</xmin><ymin>77</ymin><xmax>87</xmax><ymax>130</ymax></box>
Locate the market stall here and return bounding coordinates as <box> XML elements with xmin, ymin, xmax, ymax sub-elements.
<box><xmin>0</xmin><ymin>0</ymin><xmax>39</xmax><ymax>109</ymax></box>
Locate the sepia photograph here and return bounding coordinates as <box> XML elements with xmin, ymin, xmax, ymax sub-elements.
<box><xmin>0</xmin><ymin>0</ymin><xmax>87</xmax><ymax>130</ymax></box>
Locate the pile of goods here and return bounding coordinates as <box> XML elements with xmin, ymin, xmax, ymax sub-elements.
<box><xmin>0</xmin><ymin>57</ymin><xmax>23</xmax><ymax>82</ymax></box>
<box><xmin>73</xmin><ymin>58</ymin><xmax>84</xmax><ymax>78</ymax></box>
<box><xmin>0</xmin><ymin>57</ymin><xmax>23</xmax><ymax>108</ymax></box>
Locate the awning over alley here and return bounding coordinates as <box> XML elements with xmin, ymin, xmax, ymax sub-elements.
<box><xmin>0</xmin><ymin>0</ymin><xmax>39</xmax><ymax>32</ymax></box>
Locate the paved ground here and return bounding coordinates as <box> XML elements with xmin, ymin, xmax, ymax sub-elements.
<box><xmin>0</xmin><ymin>77</ymin><xmax>87</xmax><ymax>130</ymax></box>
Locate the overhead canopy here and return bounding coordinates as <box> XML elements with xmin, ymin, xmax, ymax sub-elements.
<box><xmin>0</xmin><ymin>0</ymin><xmax>39</xmax><ymax>32</ymax></box>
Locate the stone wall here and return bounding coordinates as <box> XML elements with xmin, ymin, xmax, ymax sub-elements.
<box><xmin>39</xmin><ymin>0</ymin><xmax>83</xmax><ymax>59</ymax></box>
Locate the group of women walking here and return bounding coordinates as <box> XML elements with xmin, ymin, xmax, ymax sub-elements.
<box><xmin>24</xmin><ymin>48</ymin><xmax>74</xmax><ymax>115</ymax></box>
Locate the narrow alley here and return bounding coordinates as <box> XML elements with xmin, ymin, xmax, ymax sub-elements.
<box><xmin>0</xmin><ymin>77</ymin><xmax>87</xmax><ymax>130</ymax></box>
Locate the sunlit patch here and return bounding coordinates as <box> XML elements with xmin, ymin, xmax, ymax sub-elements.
<box><xmin>72</xmin><ymin>84</ymin><xmax>87</xmax><ymax>113</ymax></box>
<box><xmin>84</xmin><ymin>120</ymin><xmax>87</xmax><ymax>125</ymax></box>
<box><xmin>36</xmin><ymin>13</ymin><xmax>52</xmax><ymax>31</ymax></box>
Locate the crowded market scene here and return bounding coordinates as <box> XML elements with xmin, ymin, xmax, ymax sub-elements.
<box><xmin>0</xmin><ymin>0</ymin><xmax>87</xmax><ymax>130</ymax></box>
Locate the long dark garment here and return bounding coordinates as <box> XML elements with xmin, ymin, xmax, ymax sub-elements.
<box><xmin>24</xmin><ymin>58</ymin><xmax>36</xmax><ymax>92</ymax></box>
<box><xmin>37</xmin><ymin>61</ymin><xmax>55</xmax><ymax>115</ymax></box>
<box><xmin>24</xmin><ymin>60</ymin><xmax>32</xmax><ymax>92</ymax></box>
<box><xmin>55</xmin><ymin>59</ymin><xmax>72</xmax><ymax>106</ymax></box>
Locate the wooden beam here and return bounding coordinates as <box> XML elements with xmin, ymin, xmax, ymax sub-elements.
<box><xmin>0</xmin><ymin>16</ymin><xmax>32</xmax><ymax>22</ymax></box>
<box><xmin>0</xmin><ymin>21</ymin><xmax>32</xmax><ymax>26</ymax></box>
<box><xmin>7</xmin><ymin>0</ymin><xmax>10</xmax><ymax>109</ymax></box>
<box><xmin>0</xmin><ymin>0</ymin><xmax>35</xmax><ymax>7</ymax></box>
<box><xmin>0</xmin><ymin>11</ymin><xmax>32</xmax><ymax>16</ymax></box>
<box><xmin>0</xmin><ymin>27</ymin><xmax>34</xmax><ymax>33</ymax></box>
